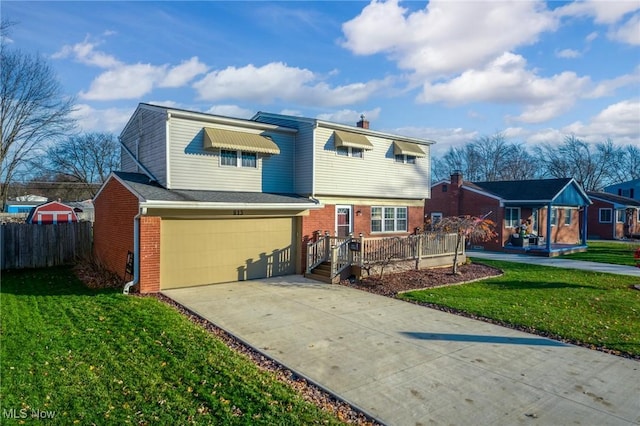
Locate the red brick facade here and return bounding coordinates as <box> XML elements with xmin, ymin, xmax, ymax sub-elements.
<box><xmin>93</xmin><ymin>178</ymin><xmax>138</xmax><ymax>279</ymax></box>
<box><xmin>426</xmin><ymin>177</ymin><xmax>585</xmax><ymax>251</ymax></box>
<box><xmin>139</xmin><ymin>216</ymin><xmax>161</xmax><ymax>293</ymax></box>
<box><xmin>300</xmin><ymin>204</ymin><xmax>424</xmax><ymax>270</ymax></box>
<box><xmin>587</xmin><ymin>199</ymin><xmax>639</xmax><ymax>239</ymax></box>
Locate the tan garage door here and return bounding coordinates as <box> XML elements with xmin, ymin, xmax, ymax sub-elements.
<box><xmin>160</xmin><ymin>217</ymin><xmax>296</xmax><ymax>290</ymax></box>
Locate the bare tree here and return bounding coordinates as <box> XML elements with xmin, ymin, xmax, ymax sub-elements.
<box><xmin>37</xmin><ymin>133</ymin><xmax>119</xmax><ymax>197</ymax></box>
<box><xmin>0</xmin><ymin>21</ymin><xmax>76</xmax><ymax>208</ymax></box>
<box><xmin>435</xmin><ymin>214</ymin><xmax>497</xmax><ymax>275</ymax></box>
<box><xmin>432</xmin><ymin>133</ymin><xmax>542</xmax><ymax>183</ymax></box>
<box><xmin>535</xmin><ymin>136</ymin><xmax>623</xmax><ymax>191</ymax></box>
<box><xmin>609</xmin><ymin>144</ymin><xmax>640</xmax><ymax>184</ymax></box>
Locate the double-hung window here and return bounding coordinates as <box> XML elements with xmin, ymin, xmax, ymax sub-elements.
<box><xmin>564</xmin><ymin>208</ymin><xmax>572</xmax><ymax>226</ymax></box>
<box><xmin>550</xmin><ymin>208</ymin><xmax>558</xmax><ymax>226</ymax></box>
<box><xmin>394</xmin><ymin>154</ymin><xmax>416</xmax><ymax>164</ymax></box>
<box><xmin>599</xmin><ymin>208</ymin><xmax>612</xmax><ymax>223</ymax></box>
<box><xmin>336</xmin><ymin>146</ymin><xmax>363</xmax><ymax>158</ymax></box>
<box><xmin>221</xmin><ymin>149</ymin><xmax>257</xmax><ymax>168</ymax></box>
<box><xmin>505</xmin><ymin>207</ymin><xmax>520</xmax><ymax>228</ymax></box>
<box><xmin>616</xmin><ymin>209</ymin><xmax>625</xmax><ymax>223</ymax></box>
<box><xmin>371</xmin><ymin>207</ymin><xmax>408</xmax><ymax>233</ymax></box>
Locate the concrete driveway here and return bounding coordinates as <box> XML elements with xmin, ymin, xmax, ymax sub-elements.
<box><xmin>163</xmin><ymin>277</ymin><xmax>640</xmax><ymax>426</ymax></box>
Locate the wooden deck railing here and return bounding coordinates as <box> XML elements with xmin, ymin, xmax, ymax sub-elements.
<box><xmin>307</xmin><ymin>232</ymin><xmax>463</xmax><ymax>279</ymax></box>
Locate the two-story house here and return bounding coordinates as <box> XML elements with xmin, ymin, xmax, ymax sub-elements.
<box><xmin>93</xmin><ymin>103</ymin><xmax>433</xmax><ymax>293</ymax></box>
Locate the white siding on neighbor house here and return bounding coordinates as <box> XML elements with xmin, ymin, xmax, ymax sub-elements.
<box><xmin>313</xmin><ymin>126</ymin><xmax>431</xmax><ymax>199</ymax></box>
<box><xmin>252</xmin><ymin>115</ymin><xmax>314</xmax><ymax>195</ymax></box>
<box><xmin>167</xmin><ymin>117</ymin><xmax>295</xmax><ymax>193</ymax></box>
<box><xmin>119</xmin><ymin>107</ymin><xmax>168</xmax><ymax>186</ymax></box>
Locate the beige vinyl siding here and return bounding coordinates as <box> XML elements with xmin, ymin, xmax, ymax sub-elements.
<box><xmin>119</xmin><ymin>107</ymin><xmax>168</xmax><ymax>186</ymax></box>
<box><xmin>252</xmin><ymin>115</ymin><xmax>314</xmax><ymax>195</ymax></box>
<box><xmin>167</xmin><ymin>117</ymin><xmax>294</xmax><ymax>192</ymax></box>
<box><xmin>313</xmin><ymin>126</ymin><xmax>431</xmax><ymax>199</ymax></box>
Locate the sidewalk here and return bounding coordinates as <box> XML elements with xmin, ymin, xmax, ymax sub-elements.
<box><xmin>468</xmin><ymin>251</ymin><xmax>640</xmax><ymax>277</ymax></box>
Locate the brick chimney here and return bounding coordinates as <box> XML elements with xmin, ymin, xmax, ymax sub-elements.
<box><xmin>356</xmin><ymin>114</ymin><xmax>369</xmax><ymax>129</ymax></box>
<box><xmin>451</xmin><ymin>170</ymin><xmax>463</xmax><ymax>187</ymax></box>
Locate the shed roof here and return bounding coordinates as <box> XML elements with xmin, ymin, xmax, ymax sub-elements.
<box><xmin>587</xmin><ymin>191</ymin><xmax>640</xmax><ymax>207</ymax></box>
<box><xmin>110</xmin><ymin>172</ymin><xmax>319</xmax><ymax>209</ymax></box>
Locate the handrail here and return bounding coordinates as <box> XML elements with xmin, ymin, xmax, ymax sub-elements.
<box><xmin>306</xmin><ymin>234</ymin><xmax>330</xmax><ymax>273</ymax></box>
<box><xmin>330</xmin><ymin>236</ymin><xmax>351</xmax><ymax>277</ymax></box>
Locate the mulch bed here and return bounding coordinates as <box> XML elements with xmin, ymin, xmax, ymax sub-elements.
<box><xmin>342</xmin><ymin>263</ymin><xmax>503</xmax><ymax>297</ymax></box>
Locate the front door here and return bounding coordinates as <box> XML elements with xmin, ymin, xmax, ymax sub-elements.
<box><xmin>336</xmin><ymin>205</ymin><xmax>352</xmax><ymax>237</ymax></box>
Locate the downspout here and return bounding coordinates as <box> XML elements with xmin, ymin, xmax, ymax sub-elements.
<box><xmin>123</xmin><ymin>211</ymin><xmax>141</xmax><ymax>295</ymax></box>
<box><xmin>546</xmin><ymin>202</ymin><xmax>552</xmax><ymax>253</ymax></box>
<box><xmin>582</xmin><ymin>205</ymin><xmax>588</xmax><ymax>245</ymax></box>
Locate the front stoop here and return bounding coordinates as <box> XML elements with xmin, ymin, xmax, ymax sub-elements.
<box><xmin>305</xmin><ymin>262</ymin><xmax>340</xmax><ymax>284</ymax></box>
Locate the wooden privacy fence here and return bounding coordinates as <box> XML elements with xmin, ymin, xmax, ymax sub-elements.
<box><xmin>0</xmin><ymin>222</ymin><xmax>93</xmax><ymax>269</ymax></box>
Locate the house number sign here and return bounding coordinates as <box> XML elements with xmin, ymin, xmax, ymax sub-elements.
<box><xmin>233</xmin><ymin>210</ymin><xmax>244</xmax><ymax>215</ymax></box>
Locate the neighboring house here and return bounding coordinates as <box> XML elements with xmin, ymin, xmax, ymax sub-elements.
<box><xmin>586</xmin><ymin>191</ymin><xmax>640</xmax><ymax>239</ymax></box>
<box><xmin>604</xmin><ymin>179</ymin><xmax>640</xmax><ymax>201</ymax></box>
<box><xmin>426</xmin><ymin>172</ymin><xmax>592</xmax><ymax>256</ymax></box>
<box><xmin>4</xmin><ymin>201</ymin><xmax>43</xmax><ymax>214</ymax></box>
<box><xmin>25</xmin><ymin>200</ymin><xmax>79</xmax><ymax>224</ymax></box>
<box><xmin>93</xmin><ymin>103</ymin><xmax>434</xmax><ymax>293</ymax></box>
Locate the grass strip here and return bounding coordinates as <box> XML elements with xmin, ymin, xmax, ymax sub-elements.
<box><xmin>0</xmin><ymin>267</ymin><xmax>346</xmax><ymax>425</ymax></box>
<box><xmin>399</xmin><ymin>259</ymin><xmax>640</xmax><ymax>358</ymax></box>
<box><xmin>562</xmin><ymin>240</ymin><xmax>640</xmax><ymax>266</ymax></box>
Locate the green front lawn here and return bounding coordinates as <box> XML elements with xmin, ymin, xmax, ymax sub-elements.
<box><xmin>562</xmin><ymin>240</ymin><xmax>640</xmax><ymax>266</ymax></box>
<box><xmin>400</xmin><ymin>260</ymin><xmax>640</xmax><ymax>357</ymax></box>
<box><xmin>0</xmin><ymin>267</ymin><xmax>345</xmax><ymax>425</ymax></box>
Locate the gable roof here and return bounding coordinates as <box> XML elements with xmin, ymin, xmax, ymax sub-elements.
<box><xmin>587</xmin><ymin>191</ymin><xmax>640</xmax><ymax>207</ymax></box>
<box><xmin>471</xmin><ymin>178</ymin><xmax>573</xmax><ymax>201</ymax></box>
<box><xmin>101</xmin><ymin>172</ymin><xmax>320</xmax><ymax>211</ymax></box>
<box><xmin>251</xmin><ymin>111</ymin><xmax>435</xmax><ymax>146</ymax></box>
<box><xmin>463</xmin><ymin>177</ymin><xmax>591</xmax><ymax>206</ymax></box>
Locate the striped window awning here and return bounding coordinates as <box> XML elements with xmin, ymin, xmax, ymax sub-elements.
<box><xmin>333</xmin><ymin>130</ymin><xmax>374</xmax><ymax>150</ymax></box>
<box><xmin>203</xmin><ymin>127</ymin><xmax>280</xmax><ymax>155</ymax></box>
<box><xmin>393</xmin><ymin>141</ymin><xmax>426</xmax><ymax>157</ymax></box>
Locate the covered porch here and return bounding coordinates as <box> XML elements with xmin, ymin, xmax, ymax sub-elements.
<box><xmin>501</xmin><ymin>182</ymin><xmax>592</xmax><ymax>257</ymax></box>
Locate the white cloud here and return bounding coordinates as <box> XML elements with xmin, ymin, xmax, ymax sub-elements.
<box><xmin>556</xmin><ymin>0</ymin><xmax>640</xmax><ymax>25</ymax></box>
<box><xmin>586</xmin><ymin>31</ymin><xmax>599</xmax><ymax>43</ymax></box>
<box><xmin>418</xmin><ymin>53</ymin><xmax>591</xmax><ymax>123</ymax></box>
<box><xmin>160</xmin><ymin>57</ymin><xmax>208</xmax><ymax>88</ymax></box>
<box><xmin>193</xmin><ymin>62</ymin><xmax>386</xmax><ymax>107</ymax></box>
<box><xmin>556</xmin><ymin>48</ymin><xmax>581</xmax><ymax>58</ymax></box>
<box><xmin>608</xmin><ymin>13</ymin><xmax>640</xmax><ymax>45</ymax></box>
<box><xmin>561</xmin><ymin>99</ymin><xmax>640</xmax><ymax>144</ymax></box>
<box><xmin>80</xmin><ymin>63</ymin><xmax>167</xmax><ymax>100</ymax></box>
<box><xmin>316</xmin><ymin>107</ymin><xmax>381</xmax><ymax>125</ymax></box>
<box><xmin>52</xmin><ymin>38</ymin><xmax>121</xmax><ymax>68</ymax></box>
<box><xmin>586</xmin><ymin>66</ymin><xmax>640</xmax><ymax>98</ymax></box>
<box><xmin>205</xmin><ymin>105</ymin><xmax>255</xmax><ymax>119</ymax></box>
<box><xmin>70</xmin><ymin>104</ymin><xmax>132</xmax><ymax>133</ymax></box>
<box><xmin>341</xmin><ymin>0</ymin><xmax>558</xmax><ymax>78</ymax></box>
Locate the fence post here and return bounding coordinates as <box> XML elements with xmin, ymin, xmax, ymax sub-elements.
<box><xmin>415</xmin><ymin>235</ymin><xmax>422</xmax><ymax>270</ymax></box>
<box><xmin>330</xmin><ymin>244</ymin><xmax>338</xmax><ymax>277</ymax></box>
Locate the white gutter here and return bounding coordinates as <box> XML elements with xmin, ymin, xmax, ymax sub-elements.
<box><xmin>123</xmin><ymin>211</ymin><xmax>141</xmax><ymax>295</ymax></box>
<box><xmin>139</xmin><ymin>200</ymin><xmax>323</xmax><ymax>210</ymax></box>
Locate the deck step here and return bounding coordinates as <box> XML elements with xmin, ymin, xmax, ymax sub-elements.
<box><xmin>304</xmin><ymin>272</ymin><xmax>333</xmax><ymax>284</ymax></box>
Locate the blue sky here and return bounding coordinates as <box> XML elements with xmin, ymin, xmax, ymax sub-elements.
<box><xmin>3</xmin><ymin>0</ymin><xmax>639</xmax><ymax>156</ymax></box>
